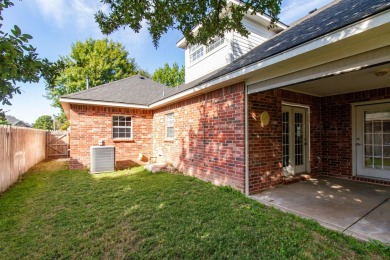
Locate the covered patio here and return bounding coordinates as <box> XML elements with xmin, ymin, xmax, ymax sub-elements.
<box><xmin>252</xmin><ymin>176</ymin><xmax>390</xmax><ymax>244</ymax></box>
<box><xmin>246</xmin><ymin>45</ymin><xmax>390</xmax><ymax>193</ymax></box>
<box><xmin>246</xmin><ymin>49</ymin><xmax>390</xmax><ymax>244</ymax></box>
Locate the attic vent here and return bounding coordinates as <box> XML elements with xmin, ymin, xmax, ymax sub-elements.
<box><xmin>139</xmin><ymin>76</ymin><xmax>145</xmax><ymax>79</ymax></box>
<box><xmin>308</xmin><ymin>8</ymin><xmax>317</xmax><ymax>14</ymax></box>
<box><xmin>90</xmin><ymin>146</ymin><xmax>115</xmax><ymax>173</ymax></box>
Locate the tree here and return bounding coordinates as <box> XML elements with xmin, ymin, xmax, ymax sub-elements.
<box><xmin>45</xmin><ymin>38</ymin><xmax>148</xmax><ymax>109</ymax></box>
<box><xmin>95</xmin><ymin>0</ymin><xmax>282</xmax><ymax>47</ymax></box>
<box><xmin>0</xmin><ymin>0</ymin><xmax>51</xmax><ymax>119</ymax></box>
<box><xmin>32</xmin><ymin>115</ymin><xmax>53</xmax><ymax>130</ymax></box>
<box><xmin>54</xmin><ymin>112</ymin><xmax>69</xmax><ymax>130</ymax></box>
<box><xmin>0</xmin><ymin>117</ymin><xmax>9</xmax><ymax>125</ymax></box>
<box><xmin>152</xmin><ymin>63</ymin><xmax>184</xmax><ymax>87</ymax></box>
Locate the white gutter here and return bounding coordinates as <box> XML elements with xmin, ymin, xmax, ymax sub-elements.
<box><xmin>59</xmin><ymin>97</ymin><xmax>149</xmax><ymax>109</ymax></box>
<box><xmin>244</xmin><ymin>83</ymin><xmax>249</xmax><ymax>196</ymax></box>
<box><xmin>152</xmin><ymin>9</ymin><xmax>390</xmax><ymax>108</ymax></box>
<box><xmin>61</xmin><ymin>9</ymin><xmax>390</xmax><ymax>110</ymax></box>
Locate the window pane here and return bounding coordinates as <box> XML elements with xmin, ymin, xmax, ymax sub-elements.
<box><xmin>190</xmin><ymin>47</ymin><xmax>204</xmax><ymax>63</ymax></box>
<box><xmin>206</xmin><ymin>37</ymin><xmax>225</xmax><ymax>53</ymax></box>
<box><xmin>112</xmin><ymin>116</ymin><xmax>132</xmax><ymax>139</ymax></box>
<box><xmin>166</xmin><ymin>113</ymin><xmax>174</xmax><ymax>138</ymax></box>
<box><xmin>167</xmin><ymin>127</ymin><xmax>174</xmax><ymax>138</ymax></box>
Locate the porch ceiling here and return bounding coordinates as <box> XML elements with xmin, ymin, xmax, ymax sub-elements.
<box><xmin>283</xmin><ymin>63</ymin><xmax>390</xmax><ymax>97</ymax></box>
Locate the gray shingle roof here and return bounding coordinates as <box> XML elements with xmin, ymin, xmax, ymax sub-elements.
<box><xmin>62</xmin><ymin>0</ymin><xmax>390</xmax><ymax>106</ymax></box>
<box><xmin>61</xmin><ymin>75</ymin><xmax>171</xmax><ymax>106</ymax></box>
<box><xmin>190</xmin><ymin>0</ymin><xmax>390</xmax><ymax>87</ymax></box>
<box><xmin>152</xmin><ymin>0</ymin><xmax>390</xmax><ymax>104</ymax></box>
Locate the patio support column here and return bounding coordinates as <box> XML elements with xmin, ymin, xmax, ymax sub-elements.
<box><xmin>244</xmin><ymin>82</ymin><xmax>249</xmax><ymax>196</ymax></box>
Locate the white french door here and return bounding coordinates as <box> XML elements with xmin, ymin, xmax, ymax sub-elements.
<box><xmin>282</xmin><ymin>105</ymin><xmax>308</xmax><ymax>176</ymax></box>
<box><xmin>355</xmin><ymin>103</ymin><xmax>390</xmax><ymax>180</ymax></box>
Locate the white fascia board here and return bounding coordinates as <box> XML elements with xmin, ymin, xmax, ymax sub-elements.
<box><xmin>243</xmin><ymin>10</ymin><xmax>390</xmax><ymax>85</ymax></box>
<box><xmin>248</xmin><ymin>46</ymin><xmax>390</xmax><ymax>94</ymax></box>
<box><xmin>155</xmin><ymin>10</ymin><xmax>390</xmax><ymax>108</ymax></box>
<box><xmin>59</xmin><ymin>98</ymin><xmax>149</xmax><ymax>109</ymax></box>
<box><xmin>64</xmin><ymin>10</ymin><xmax>390</xmax><ymax>110</ymax></box>
<box><xmin>229</xmin><ymin>0</ymin><xmax>287</xmax><ymax>29</ymax></box>
<box><xmin>176</xmin><ymin>25</ymin><xmax>202</xmax><ymax>48</ymax></box>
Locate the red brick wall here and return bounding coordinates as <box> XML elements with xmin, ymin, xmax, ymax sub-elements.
<box><xmin>322</xmin><ymin>87</ymin><xmax>390</xmax><ymax>179</ymax></box>
<box><xmin>248</xmin><ymin>87</ymin><xmax>390</xmax><ymax>193</ymax></box>
<box><xmin>248</xmin><ymin>89</ymin><xmax>322</xmax><ymax>194</ymax></box>
<box><xmin>152</xmin><ymin>83</ymin><xmax>246</xmax><ymax>191</ymax></box>
<box><xmin>69</xmin><ymin>104</ymin><xmax>153</xmax><ymax>169</ymax></box>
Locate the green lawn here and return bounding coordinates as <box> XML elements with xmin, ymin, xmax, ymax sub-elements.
<box><xmin>0</xmin><ymin>160</ymin><xmax>389</xmax><ymax>259</ymax></box>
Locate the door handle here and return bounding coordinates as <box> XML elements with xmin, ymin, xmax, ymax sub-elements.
<box><xmin>355</xmin><ymin>143</ymin><xmax>361</xmax><ymax>146</ymax></box>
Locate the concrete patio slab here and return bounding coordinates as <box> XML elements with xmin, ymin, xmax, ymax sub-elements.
<box><xmin>251</xmin><ymin>176</ymin><xmax>390</xmax><ymax>244</ymax></box>
<box><xmin>345</xmin><ymin>199</ymin><xmax>390</xmax><ymax>243</ymax></box>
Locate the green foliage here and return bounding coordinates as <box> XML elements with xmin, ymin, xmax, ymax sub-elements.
<box><xmin>45</xmin><ymin>38</ymin><xmax>147</xmax><ymax>108</ymax></box>
<box><xmin>152</xmin><ymin>62</ymin><xmax>184</xmax><ymax>87</ymax></box>
<box><xmin>54</xmin><ymin>112</ymin><xmax>69</xmax><ymax>130</ymax></box>
<box><xmin>0</xmin><ymin>117</ymin><xmax>9</xmax><ymax>125</ymax></box>
<box><xmin>95</xmin><ymin>0</ymin><xmax>282</xmax><ymax>47</ymax></box>
<box><xmin>0</xmin><ymin>0</ymin><xmax>51</xmax><ymax>117</ymax></box>
<box><xmin>32</xmin><ymin>115</ymin><xmax>53</xmax><ymax>130</ymax></box>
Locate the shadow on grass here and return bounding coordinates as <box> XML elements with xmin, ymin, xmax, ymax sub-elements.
<box><xmin>0</xmin><ymin>159</ymin><xmax>389</xmax><ymax>259</ymax></box>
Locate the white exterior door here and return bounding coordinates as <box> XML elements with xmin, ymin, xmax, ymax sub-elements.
<box><xmin>282</xmin><ymin>105</ymin><xmax>308</xmax><ymax>176</ymax></box>
<box><xmin>355</xmin><ymin>103</ymin><xmax>390</xmax><ymax>180</ymax></box>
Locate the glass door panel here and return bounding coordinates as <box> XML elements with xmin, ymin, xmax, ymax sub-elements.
<box><xmin>356</xmin><ymin>104</ymin><xmax>390</xmax><ymax>180</ymax></box>
<box><xmin>295</xmin><ymin>112</ymin><xmax>304</xmax><ymax>167</ymax></box>
<box><xmin>363</xmin><ymin>109</ymin><xmax>390</xmax><ymax>170</ymax></box>
<box><xmin>282</xmin><ymin>106</ymin><xmax>307</xmax><ymax>175</ymax></box>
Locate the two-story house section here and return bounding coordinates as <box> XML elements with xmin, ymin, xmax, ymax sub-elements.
<box><xmin>176</xmin><ymin>6</ymin><xmax>287</xmax><ymax>83</ymax></box>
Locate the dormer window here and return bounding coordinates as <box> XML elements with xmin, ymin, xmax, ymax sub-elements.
<box><xmin>188</xmin><ymin>36</ymin><xmax>225</xmax><ymax>64</ymax></box>
<box><xmin>206</xmin><ymin>36</ymin><xmax>224</xmax><ymax>53</ymax></box>
<box><xmin>189</xmin><ymin>45</ymin><xmax>204</xmax><ymax>63</ymax></box>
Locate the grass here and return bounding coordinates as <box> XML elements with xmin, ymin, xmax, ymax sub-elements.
<box><xmin>0</xmin><ymin>160</ymin><xmax>389</xmax><ymax>259</ymax></box>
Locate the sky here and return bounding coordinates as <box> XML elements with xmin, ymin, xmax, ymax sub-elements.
<box><xmin>1</xmin><ymin>0</ymin><xmax>333</xmax><ymax>124</ymax></box>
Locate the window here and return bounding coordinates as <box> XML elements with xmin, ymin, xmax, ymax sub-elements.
<box><xmin>188</xmin><ymin>36</ymin><xmax>225</xmax><ymax>63</ymax></box>
<box><xmin>165</xmin><ymin>113</ymin><xmax>174</xmax><ymax>139</ymax></box>
<box><xmin>112</xmin><ymin>116</ymin><xmax>132</xmax><ymax>139</ymax></box>
<box><xmin>189</xmin><ymin>45</ymin><xmax>204</xmax><ymax>63</ymax></box>
<box><xmin>206</xmin><ymin>36</ymin><xmax>224</xmax><ymax>53</ymax></box>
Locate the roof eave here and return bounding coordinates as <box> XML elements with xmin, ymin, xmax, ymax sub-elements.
<box><xmin>63</xmin><ymin>9</ymin><xmax>390</xmax><ymax>112</ymax></box>
<box><xmin>59</xmin><ymin>97</ymin><xmax>150</xmax><ymax>111</ymax></box>
<box><xmin>165</xmin><ymin>9</ymin><xmax>390</xmax><ymax>107</ymax></box>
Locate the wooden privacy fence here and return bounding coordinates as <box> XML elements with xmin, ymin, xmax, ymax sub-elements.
<box><xmin>0</xmin><ymin>126</ymin><xmax>69</xmax><ymax>193</ymax></box>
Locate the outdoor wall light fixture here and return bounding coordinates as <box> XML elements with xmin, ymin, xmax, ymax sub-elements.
<box><xmin>260</xmin><ymin>111</ymin><xmax>270</xmax><ymax>127</ymax></box>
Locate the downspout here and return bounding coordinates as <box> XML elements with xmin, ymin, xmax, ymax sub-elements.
<box><xmin>244</xmin><ymin>82</ymin><xmax>249</xmax><ymax>196</ymax></box>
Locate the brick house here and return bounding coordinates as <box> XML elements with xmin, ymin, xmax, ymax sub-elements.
<box><xmin>61</xmin><ymin>0</ymin><xmax>390</xmax><ymax>195</ymax></box>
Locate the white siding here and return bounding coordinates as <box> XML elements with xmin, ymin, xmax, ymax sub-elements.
<box><xmin>185</xmin><ymin>35</ymin><xmax>233</xmax><ymax>83</ymax></box>
<box><xmin>232</xmin><ymin>17</ymin><xmax>276</xmax><ymax>60</ymax></box>
<box><xmin>184</xmin><ymin>17</ymin><xmax>277</xmax><ymax>83</ymax></box>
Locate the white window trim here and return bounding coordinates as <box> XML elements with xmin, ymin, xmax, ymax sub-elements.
<box><xmin>206</xmin><ymin>36</ymin><xmax>225</xmax><ymax>53</ymax></box>
<box><xmin>112</xmin><ymin>115</ymin><xmax>133</xmax><ymax>139</ymax></box>
<box><xmin>165</xmin><ymin>113</ymin><xmax>175</xmax><ymax>139</ymax></box>
<box><xmin>189</xmin><ymin>45</ymin><xmax>204</xmax><ymax>63</ymax></box>
<box><xmin>188</xmin><ymin>36</ymin><xmax>226</xmax><ymax>65</ymax></box>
